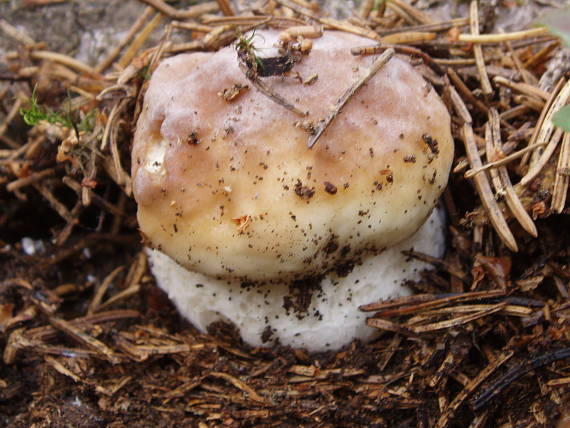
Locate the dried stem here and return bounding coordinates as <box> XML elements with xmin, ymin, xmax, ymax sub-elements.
<box><xmin>308</xmin><ymin>48</ymin><xmax>394</xmax><ymax>148</ymax></box>
<box><xmin>469</xmin><ymin>0</ymin><xmax>493</xmax><ymax>95</ymax></box>
<box><xmin>137</xmin><ymin>0</ymin><xmax>218</xmax><ymax>20</ymax></box>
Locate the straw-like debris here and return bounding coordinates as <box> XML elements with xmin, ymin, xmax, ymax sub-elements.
<box><xmin>1</xmin><ymin>0</ymin><xmax>570</xmax><ymax>426</ymax></box>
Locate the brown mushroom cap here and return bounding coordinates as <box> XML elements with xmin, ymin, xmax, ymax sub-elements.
<box><xmin>132</xmin><ymin>30</ymin><xmax>454</xmax><ymax>282</ymax></box>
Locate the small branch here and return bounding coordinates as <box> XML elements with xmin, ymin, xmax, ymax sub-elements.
<box><xmin>377</xmin><ymin>18</ymin><xmax>469</xmax><ymax>36</ymax></box>
<box><xmin>137</xmin><ymin>0</ymin><xmax>218</xmax><ymax>20</ymax></box>
<box><xmin>0</xmin><ymin>19</ymin><xmax>36</xmax><ymax>47</ymax></box>
<box><xmin>238</xmin><ymin>62</ymin><xmax>307</xmax><ymax>117</ymax></box>
<box><xmin>459</xmin><ymin>27</ymin><xmax>549</xmax><ymax>44</ymax></box>
<box><xmin>6</xmin><ymin>168</ymin><xmax>57</xmax><ymax>192</ymax></box>
<box><xmin>30</xmin><ymin>51</ymin><xmax>99</xmax><ymax>76</ymax></box>
<box><xmin>308</xmin><ymin>47</ymin><xmax>394</xmax><ymax>148</ymax></box>
<box><xmin>472</xmin><ymin>347</ymin><xmax>570</xmax><ymax>411</ymax></box>
<box><xmin>48</xmin><ymin>316</ymin><xmax>122</xmax><ymax>364</ymax></box>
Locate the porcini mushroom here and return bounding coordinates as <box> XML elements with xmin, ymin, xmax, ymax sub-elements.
<box><xmin>132</xmin><ymin>30</ymin><xmax>454</xmax><ymax>352</ymax></box>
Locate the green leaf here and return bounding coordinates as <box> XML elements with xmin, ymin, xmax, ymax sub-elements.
<box><xmin>20</xmin><ymin>85</ymin><xmax>76</xmax><ymax>129</ymax></box>
<box><xmin>553</xmin><ymin>105</ymin><xmax>570</xmax><ymax>132</ymax></box>
<box><xmin>536</xmin><ymin>7</ymin><xmax>570</xmax><ymax>47</ymax></box>
<box><xmin>19</xmin><ymin>86</ymin><xmax>44</xmax><ymax>126</ymax></box>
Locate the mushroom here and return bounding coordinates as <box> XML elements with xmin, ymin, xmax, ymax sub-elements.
<box><xmin>132</xmin><ymin>30</ymin><xmax>454</xmax><ymax>352</ymax></box>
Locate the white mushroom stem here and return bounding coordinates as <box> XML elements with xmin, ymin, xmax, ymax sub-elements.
<box><xmin>147</xmin><ymin>207</ymin><xmax>446</xmax><ymax>352</ymax></box>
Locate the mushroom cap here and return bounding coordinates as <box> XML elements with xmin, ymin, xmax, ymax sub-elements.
<box><xmin>132</xmin><ymin>30</ymin><xmax>454</xmax><ymax>282</ymax></box>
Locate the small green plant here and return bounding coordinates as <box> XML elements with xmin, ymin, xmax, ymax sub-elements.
<box><xmin>235</xmin><ymin>31</ymin><xmax>264</xmax><ymax>73</ymax></box>
<box><xmin>20</xmin><ymin>86</ymin><xmax>74</xmax><ymax>128</ymax></box>
<box><xmin>20</xmin><ymin>86</ymin><xmax>96</xmax><ymax>137</ymax></box>
<box><xmin>538</xmin><ymin>7</ymin><xmax>570</xmax><ymax>132</ymax></box>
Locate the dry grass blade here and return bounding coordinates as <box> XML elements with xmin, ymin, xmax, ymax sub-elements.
<box><xmin>209</xmin><ymin>372</ymin><xmax>268</xmax><ymax>404</ymax></box>
<box><xmin>274</xmin><ymin>0</ymin><xmax>381</xmax><ymax>41</ymax></box>
<box><xmin>458</xmin><ymin>27</ymin><xmax>549</xmax><ymax>43</ymax></box>
<box><xmin>522</xmin><ymin>126</ymin><xmax>564</xmax><ymax>186</ymax></box>
<box><xmin>381</xmin><ymin>31</ymin><xmax>436</xmax><ymax>45</ymax></box>
<box><xmin>377</xmin><ymin>18</ymin><xmax>469</xmax><ymax>36</ymax></box>
<box><xmin>494</xmin><ymin>76</ymin><xmax>550</xmax><ymax>101</ymax></box>
<box><xmin>503</xmin><ymin>39</ymin><xmax>532</xmax><ymax>86</ymax></box>
<box><xmin>520</xmin><ymin>77</ymin><xmax>565</xmax><ymax>167</ymax></box>
<box><xmin>26</xmin><ymin>310</ymin><xmax>140</xmax><ymax>341</ymax></box>
<box><xmin>469</xmin><ymin>0</ymin><xmax>493</xmax><ymax>95</ymax></box>
<box><xmin>88</xmin><ymin>266</ymin><xmax>125</xmax><ymax>315</ymax></box>
<box><xmin>463</xmin><ymin>123</ymin><xmax>517</xmax><ymax>250</ymax></box>
<box><xmin>484</xmin><ymin>123</ymin><xmax>505</xmax><ymax>196</ymax></box>
<box><xmin>96</xmin><ymin>6</ymin><xmax>155</xmax><ymax>73</ymax></box>
<box><xmin>411</xmin><ymin>302</ymin><xmax>506</xmax><ymax>333</ymax></box>
<box><xmin>138</xmin><ymin>0</ymin><xmax>218</xmax><ymax>20</ymax></box>
<box><xmin>98</xmin><ymin>284</ymin><xmax>141</xmax><ymax>311</ymax></box>
<box><xmin>216</xmin><ymin>0</ymin><xmax>234</xmax><ymax>16</ymax></box>
<box><xmin>44</xmin><ymin>355</ymin><xmax>82</xmax><ymax>382</ymax></box>
<box><xmin>524</xmin><ymin>41</ymin><xmax>559</xmax><ymax>69</ymax></box>
<box><xmin>521</xmin><ymin>79</ymin><xmax>570</xmax><ymax>185</ymax></box>
<box><xmin>463</xmin><ymin>141</ymin><xmax>547</xmax><ymax>178</ymax></box>
<box><xmin>118</xmin><ymin>12</ymin><xmax>163</xmax><ymax>69</ymax></box>
<box><xmin>30</xmin><ymin>51</ymin><xmax>99</xmax><ymax>76</ymax></box>
<box><xmin>401</xmin><ymin>250</ymin><xmax>466</xmax><ymax>280</ymax></box>
<box><xmin>0</xmin><ymin>96</ymin><xmax>23</xmax><ymax>139</ymax></box>
<box><xmin>6</xmin><ymin>168</ymin><xmax>56</xmax><ymax>192</ymax></box>
<box><xmin>449</xmin><ymin>85</ymin><xmax>473</xmax><ymax>123</ymax></box>
<box><xmin>32</xmin><ymin>182</ymin><xmax>76</xmax><ymax>224</ymax></box>
<box><xmin>417</xmin><ymin>304</ymin><xmax>532</xmax><ymax>317</ymax></box>
<box><xmin>447</xmin><ymin>68</ymin><xmax>489</xmax><ymax>115</ymax></box>
<box><xmin>114</xmin><ymin>332</ymin><xmax>190</xmax><ymax>362</ymax></box>
<box><xmin>360</xmin><ymin>290</ymin><xmax>506</xmax><ymax>314</ymax></box>
<box><xmin>308</xmin><ymin>48</ymin><xmax>394</xmax><ymax>148</ymax></box>
<box><xmin>48</xmin><ymin>316</ymin><xmax>122</xmax><ymax>364</ymax></box>
<box><xmin>551</xmin><ymin>132</ymin><xmax>570</xmax><ymax>213</ymax></box>
<box><xmin>358</xmin><ymin>0</ymin><xmax>375</xmax><ymax>19</ymax></box>
<box><xmin>384</xmin><ymin>2</ymin><xmax>417</xmax><ymax>26</ymax></box>
<box><xmin>387</xmin><ymin>0</ymin><xmax>433</xmax><ymax>25</ymax></box>
<box><xmin>487</xmin><ymin>109</ymin><xmax>537</xmax><ymax>237</ymax></box>
<box><xmin>171</xmin><ymin>21</ymin><xmax>214</xmax><ymax>33</ymax></box>
<box><xmin>0</xmin><ymin>19</ymin><xmax>36</xmax><ymax>46</ymax></box>
<box><xmin>365</xmin><ymin>317</ymin><xmax>421</xmax><ymax>338</ymax></box>
<box><xmin>547</xmin><ymin>377</ymin><xmax>570</xmax><ymax>386</ymax></box>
